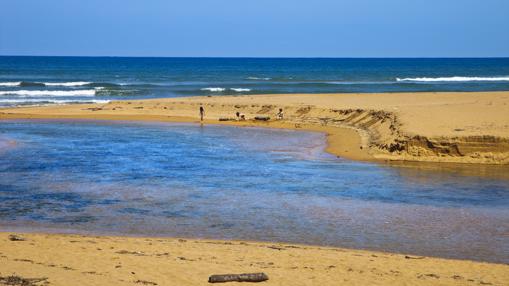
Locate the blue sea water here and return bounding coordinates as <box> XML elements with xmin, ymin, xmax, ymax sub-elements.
<box><xmin>0</xmin><ymin>120</ymin><xmax>508</xmax><ymax>263</ymax></box>
<box><xmin>0</xmin><ymin>56</ymin><xmax>508</xmax><ymax>106</ymax></box>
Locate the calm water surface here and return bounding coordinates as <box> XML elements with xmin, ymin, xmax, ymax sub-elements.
<box><xmin>0</xmin><ymin>120</ymin><xmax>508</xmax><ymax>263</ymax></box>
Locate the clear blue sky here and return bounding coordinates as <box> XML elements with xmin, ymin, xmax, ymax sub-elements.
<box><xmin>1</xmin><ymin>0</ymin><xmax>508</xmax><ymax>57</ymax></box>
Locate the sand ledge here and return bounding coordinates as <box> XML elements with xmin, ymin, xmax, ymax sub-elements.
<box><xmin>1</xmin><ymin>92</ymin><xmax>509</xmax><ymax>164</ymax></box>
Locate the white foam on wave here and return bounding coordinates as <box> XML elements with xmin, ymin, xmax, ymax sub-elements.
<box><xmin>230</xmin><ymin>88</ymin><xmax>251</xmax><ymax>92</ymax></box>
<box><xmin>42</xmin><ymin>81</ymin><xmax>92</xmax><ymax>86</ymax></box>
<box><xmin>0</xmin><ymin>82</ymin><xmax>21</xmax><ymax>86</ymax></box>
<box><xmin>201</xmin><ymin>87</ymin><xmax>226</xmax><ymax>92</ymax></box>
<box><xmin>0</xmin><ymin>81</ymin><xmax>91</xmax><ymax>87</ymax></box>
<box><xmin>396</xmin><ymin>76</ymin><xmax>509</xmax><ymax>82</ymax></box>
<box><xmin>0</xmin><ymin>90</ymin><xmax>96</xmax><ymax>97</ymax></box>
<box><xmin>0</xmin><ymin>99</ymin><xmax>110</xmax><ymax>105</ymax></box>
<box><xmin>246</xmin><ymin>77</ymin><xmax>271</xmax><ymax>81</ymax></box>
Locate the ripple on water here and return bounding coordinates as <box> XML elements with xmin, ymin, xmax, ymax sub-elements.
<box><xmin>0</xmin><ymin>120</ymin><xmax>508</xmax><ymax>263</ymax></box>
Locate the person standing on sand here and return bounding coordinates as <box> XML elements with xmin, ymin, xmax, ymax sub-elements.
<box><xmin>276</xmin><ymin>108</ymin><xmax>284</xmax><ymax>120</ymax></box>
<box><xmin>199</xmin><ymin>106</ymin><xmax>205</xmax><ymax>122</ymax></box>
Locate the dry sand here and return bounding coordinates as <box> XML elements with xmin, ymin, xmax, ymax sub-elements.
<box><xmin>1</xmin><ymin>91</ymin><xmax>508</xmax><ymax>164</ymax></box>
<box><xmin>0</xmin><ymin>232</ymin><xmax>508</xmax><ymax>286</ymax></box>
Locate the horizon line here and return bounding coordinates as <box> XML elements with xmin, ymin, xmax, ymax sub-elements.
<box><xmin>1</xmin><ymin>54</ymin><xmax>509</xmax><ymax>59</ymax></box>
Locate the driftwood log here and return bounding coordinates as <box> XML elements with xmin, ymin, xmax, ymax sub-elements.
<box><xmin>208</xmin><ymin>273</ymin><xmax>269</xmax><ymax>283</ymax></box>
<box><xmin>8</xmin><ymin>234</ymin><xmax>25</xmax><ymax>241</ymax></box>
<box><xmin>254</xmin><ymin>116</ymin><xmax>270</xmax><ymax>121</ymax></box>
<box><xmin>218</xmin><ymin>117</ymin><xmax>235</xmax><ymax>121</ymax></box>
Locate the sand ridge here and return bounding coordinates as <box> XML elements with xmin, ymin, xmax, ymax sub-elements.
<box><xmin>1</xmin><ymin>91</ymin><xmax>509</xmax><ymax>164</ymax></box>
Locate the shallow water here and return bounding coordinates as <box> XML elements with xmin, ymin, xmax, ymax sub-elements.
<box><xmin>0</xmin><ymin>120</ymin><xmax>508</xmax><ymax>263</ymax></box>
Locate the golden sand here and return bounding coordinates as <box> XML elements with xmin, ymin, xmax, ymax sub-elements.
<box><xmin>1</xmin><ymin>91</ymin><xmax>509</xmax><ymax>164</ymax></box>
<box><xmin>0</xmin><ymin>232</ymin><xmax>508</xmax><ymax>286</ymax></box>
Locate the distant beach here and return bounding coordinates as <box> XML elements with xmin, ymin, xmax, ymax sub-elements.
<box><xmin>2</xmin><ymin>91</ymin><xmax>508</xmax><ymax>164</ymax></box>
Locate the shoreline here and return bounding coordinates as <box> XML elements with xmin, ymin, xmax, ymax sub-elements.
<box><xmin>1</xmin><ymin>91</ymin><xmax>509</xmax><ymax>164</ymax></box>
<box><xmin>1</xmin><ymin>231</ymin><xmax>508</xmax><ymax>286</ymax></box>
<box><xmin>0</xmin><ymin>109</ymin><xmax>372</xmax><ymax>163</ymax></box>
<box><xmin>1</xmin><ymin>93</ymin><xmax>509</xmax><ymax>285</ymax></box>
<box><xmin>3</xmin><ymin>117</ymin><xmax>509</xmax><ymax>179</ymax></box>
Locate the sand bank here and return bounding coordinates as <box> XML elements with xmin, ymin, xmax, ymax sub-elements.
<box><xmin>1</xmin><ymin>91</ymin><xmax>509</xmax><ymax>164</ymax></box>
<box><xmin>0</xmin><ymin>232</ymin><xmax>507</xmax><ymax>286</ymax></box>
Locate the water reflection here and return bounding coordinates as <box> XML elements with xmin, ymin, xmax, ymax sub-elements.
<box><xmin>0</xmin><ymin>120</ymin><xmax>508</xmax><ymax>263</ymax></box>
<box><xmin>388</xmin><ymin>160</ymin><xmax>509</xmax><ymax>181</ymax></box>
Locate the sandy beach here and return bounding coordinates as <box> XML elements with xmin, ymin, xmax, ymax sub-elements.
<box><xmin>1</xmin><ymin>92</ymin><xmax>509</xmax><ymax>285</ymax></box>
<box><xmin>1</xmin><ymin>91</ymin><xmax>508</xmax><ymax>164</ymax></box>
<box><xmin>1</xmin><ymin>232</ymin><xmax>508</xmax><ymax>286</ymax></box>
<box><xmin>3</xmin><ymin>1</ymin><xmax>509</xmax><ymax>284</ymax></box>
<box><xmin>0</xmin><ymin>0</ymin><xmax>509</xmax><ymax>286</ymax></box>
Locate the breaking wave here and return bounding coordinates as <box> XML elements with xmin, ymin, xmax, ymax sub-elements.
<box><xmin>201</xmin><ymin>87</ymin><xmax>252</xmax><ymax>92</ymax></box>
<box><xmin>42</xmin><ymin>81</ymin><xmax>92</xmax><ymax>86</ymax></box>
<box><xmin>0</xmin><ymin>90</ymin><xmax>96</xmax><ymax>97</ymax></box>
<box><xmin>0</xmin><ymin>99</ymin><xmax>109</xmax><ymax>105</ymax></box>
<box><xmin>0</xmin><ymin>81</ymin><xmax>92</xmax><ymax>87</ymax></box>
<box><xmin>201</xmin><ymin>87</ymin><xmax>226</xmax><ymax>92</ymax></box>
<box><xmin>246</xmin><ymin>77</ymin><xmax>271</xmax><ymax>81</ymax></box>
<box><xmin>396</xmin><ymin>76</ymin><xmax>509</xmax><ymax>82</ymax></box>
<box><xmin>0</xmin><ymin>82</ymin><xmax>22</xmax><ymax>87</ymax></box>
<box><xmin>230</xmin><ymin>88</ymin><xmax>251</xmax><ymax>92</ymax></box>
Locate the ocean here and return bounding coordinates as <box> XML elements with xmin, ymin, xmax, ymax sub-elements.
<box><xmin>0</xmin><ymin>56</ymin><xmax>508</xmax><ymax>106</ymax></box>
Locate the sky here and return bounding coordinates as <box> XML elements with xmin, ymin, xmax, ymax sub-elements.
<box><xmin>1</xmin><ymin>0</ymin><xmax>508</xmax><ymax>57</ymax></box>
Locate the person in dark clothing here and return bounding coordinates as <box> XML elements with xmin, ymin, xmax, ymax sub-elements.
<box><xmin>276</xmin><ymin>108</ymin><xmax>284</xmax><ymax>120</ymax></box>
<box><xmin>199</xmin><ymin>106</ymin><xmax>205</xmax><ymax>121</ymax></box>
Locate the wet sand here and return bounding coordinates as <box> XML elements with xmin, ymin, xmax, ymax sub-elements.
<box><xmin>0</xmin><ymin>232</ymin><xmax>508</xmax><ymax>286</ymax></box>
<box><xmin>1</xmin><ymin>91</ymin><xmax>508</xmax><ymax>164</ymax></box>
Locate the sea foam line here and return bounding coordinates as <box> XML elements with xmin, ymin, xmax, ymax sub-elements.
<box><xmin>396</xmin><ymin>76</ymin><xmax>509</xmax><ymax>82</ymax></box>
<box><xmin>0</xmin><ymin>81</ymin><xmax>92</xmax><ymax>87</ymax></box>
<box><xmin>0</xmin><ymin>90</ymin><xmax>96</xmax><ymax>97</ymax></box>
<box><xmin>201</xmin><ymin>87</ymin><xmax>251</xmax><ymax>92</ymax></box>
<box><xmin>0</xmin><ymin>82</ymin><xmax>22</xmax><ymax>86</ymax></box>
<box><xmin>42</xmin><ymin>81</ymin><xmax>92</xmax><ymax>86</ymax></box>
<box><xmin>246</xmin><ymin>77</ymin><xmax>271</xmax><ymax>81</ymax></box>
<box><xmin>230</xmin><ymin>88</ymin><xmax>251</xmax><ymax>92</ymax></box>
<box><xmin>0</xmin><ymin>99</ymin><xmax>109</xmax><ymax>104</ymax></box>
<box><xmin>201</xmin><ymin>87</ymin><xmax>226</xmax><ymax>92</ymax></box>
